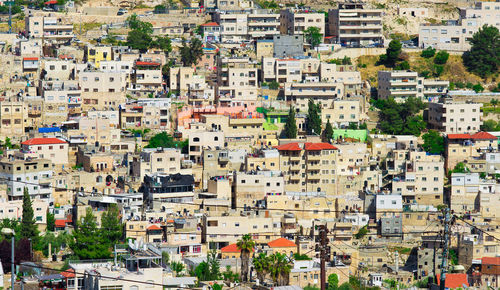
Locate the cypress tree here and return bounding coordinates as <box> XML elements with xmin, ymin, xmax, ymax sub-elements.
<box><xmin>20</xmin><ymin>188</ymin><xmax>39</xmax><ymax>245</ymax></box>
<box><xmin>283</xmin><ymin>106</ymin><xmax>297</xmax><ymax>138</ymax></box>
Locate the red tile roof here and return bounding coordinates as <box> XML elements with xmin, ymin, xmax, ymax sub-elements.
<box><xmin>45</xmin><ymin>0</ymin><xmax>57</xmax><ymax>4</ymax></box>
<box><xmin>61</xmin><ymin>269</ymin><xmax>75</xmax><ymax>278</ymax></box>
<box><xmin>136</xmin><ymin>61</ymin><xmax>160</xmax><ymax>66</ymax></box>
<box><xmin>447</xmin><ymin>134</ymin><xmax>471</xmax><ymax>139</ymax></box>
<box><xmin>147</xmin><ymin>224</ymin><xmax>161</xmax><ymax>231</ymax></box>
<box><xmin>471</xmin><ymin>131</ymin><xmax>497</xmax><ymax>140</ymax></box>
<box><xmin>436</xmin><ymin>274</ymin><xmax>469</xmax><ymax>289</ymax></box>
<box><xmin>22</xmin><ymin>138</ymin><xmax>67</xmax><ymax>146</ymax></box>
<box><xmin>55</xmin><ymin>219</ymin><xmax>66</xmax><ymax>228</ymax></box>
<box><xmin>267</xmin><ymin>237</ymin><xmax>296</xmax><ymax>248</ymax></box>
<box><xmin>220</xmin><ymin>243</ymin><xmax>254</xmax><ymax>253</ymax></box>
<box><xmin>202</xmin><ymin>22</ymin><xmax>219</xmax><ymax>26</ymax></box>
<box><xmin>304</xmin><ymin>142</ymin><xmax>338</xmax><ymax>151</ymax></box>
<box><xmin>23</xmin><ymin>57</ymin><xmax>38</xmax><ymax>61</ymax></box>
<box><xmin>482</xmin><ymin>257</ymin><xmax>500</xmax><ymax>265</ymax></box>
<box><xmin>275</xmin><ymin>143</ymin><xmax>302</xmax><ymax>151</ymax></box>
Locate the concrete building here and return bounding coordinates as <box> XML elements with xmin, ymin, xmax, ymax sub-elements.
<box><xmin>0</xmin><ymin>157</ymin><xmax>53</xmax><ymax>200</ymax></box>
<box><xmin>275</xmin><ymin>142</ymin><xmax>338</xmax><ymax>193</ymax></box>
<box><xmin>0</xmin><ymin>100</ymin><xmax>28</xmax><ymax>140</ymax></box>
<box><xmin>233</xmin><ymin>170</ymin><xmax>284</xmax><ymax>207</ymax></box>
<box><xmin>25</xmin><ymin>15</ymin><xmax>74</xmax><ymax>45</ymax></box>
<box><xmin>201</xmin><ymin>22</ymin><xmax>221</xmax><ymax>43</ymax></box>
<box><xmin>280</xmin><ymin>9</ymin><xmax>325</xmax><ymax>35</ymax></box>
<box><xmin>273</xmin><ymin>35</ymin><xmax>304</xmax><ymax>58</ymax></box>
<box><xmin>21</xmin><ymin>138</ymin><xmax>69</xmax><ymax>166</ymax></box>
<box><xmin>284</xmin><ymin>82</ymin><xmax>344</xmax><ymax>111</ymax></box>
<box><xmin>428</xmin><ymin>98</ymin><xmax>483</xmax><ymax>134</ymax></box>
<box><xmin>377</xmin><ymin>70</ymin><xmax>449</xmax><ymax>102</ymax></box>
<box><xmin>328</xmin><ymin>2</ymin><xmax>383</xmax><ymax>47</ymax></box>
<box><xmin>450</xmin><ymin>173</ymin><xmax>497</xmax><ymax>215</ymax></box>
<box><xmin>189</xmin><ymin>131</ymin><xmax>225</xmax><ymax>163</ymax></box>
<box><xmin>132</xmin><ymin>148</ymin><xmax>182</xmax><ymax>180</ymax></box>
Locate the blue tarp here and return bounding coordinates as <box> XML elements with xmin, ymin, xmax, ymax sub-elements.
<box><xmin>38</xmin><ymin>127</ymin><xmax>61</xmax><ymax>133</ymax></box>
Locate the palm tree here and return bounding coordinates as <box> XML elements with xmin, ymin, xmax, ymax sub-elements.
<box><xmin>237</xmin><ymin>234</ymin><xmax>255</xmax><ymax>282</ymax></box>
<box><xmin>269</xmin><ymin>253</ymin><xmax>292</xmax><ymax>286</ymax></box>
<box><xmin>252</xmin><ymin>252</ymin><xmax>270</xmax><ymax>283</ymax></box>
<box><xmin>170</xmin><ymin>261</ymin><xmax>185</xmax><ymax>276</ymax></box>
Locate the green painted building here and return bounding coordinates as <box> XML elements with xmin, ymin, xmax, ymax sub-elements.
<box><xmin>332</xmin><ymin>129</ymin><xmax>368</xmax><ymax>142</ymax></box>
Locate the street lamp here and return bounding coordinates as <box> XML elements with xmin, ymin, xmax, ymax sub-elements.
<box><xmin>1</xmin><ymin>228</ymin><xmax>15</xmax><ymax>290</ymax></box>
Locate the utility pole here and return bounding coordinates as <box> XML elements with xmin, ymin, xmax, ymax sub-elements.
<box><xmin>440</xmin><ymin>207</ymin><xmax>451</xmax><ymax>290</ymax></box>
<box><xmin>319</xmin><ymin>225</ymin><xmax>328</xmax><ymax>290</ymax></box>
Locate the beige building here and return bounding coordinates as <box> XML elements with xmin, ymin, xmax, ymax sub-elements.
<box><xmin>428</xmin><ymin>98</ymin><xmax>482</xmax><ymax>134</ymax></box>
<box><xmin>132</xmin><ymin>148</ymin><xmax>182</xmax><ymax>180</ymax></box>
<box><xmin>377</xmin><ymin>70</ymin><xmax>449</xmax><ymax>102</ymax></box>
<box><xmin>450</xmin><ymin>173</ymin><xmax>497</xmax><ymax>215</ymax></box>
<box><xmin>322</xmin><ymin>99</ymin><xmax>362</xmax><ymax>127</ymax></box>
<box><xmin>79</xmin><ymin>70</ymin><xmax>127</xmax><ymax>93</ymax></box>
<box><xmin>284</xmin><ymin>82</ymin><xmax>345</xmax><ymax>111</ymax></box>
<box><xmin>280</xmin><ymin>9</ymin><xmax>325</xmax><ymax>35</ymax></box>
<box><xmin>445</xmin><ymin>132</ymin><xmax>497</xmax><ymax>170</ymax></box>
<box><xmin>0</xmin><ymin>99</ymin><xmax>28</xmax><ymax>140</ymax></box>
<box><xmin>189</xmin><ymin>131</ymin><xmax>225</xmax><ymax>163</ymax></box>
<box><xmin>233</xmin><ymin>170</ymin><xmax>284</xmax><ymax>207</ymax></box>
<box><xmin>25</xmin><ymin>15</ymin><xmax>74</xmax><ymax>45</ymax></box>
<box><xmin>389</xmin><ymin>151</ymin><xmax>444</xmax><ymax>206</ymax></box>
<box><xmin>328</xmin><ymin>2</ymin><xmax>383</xmax><ymax>47</ymax></box>
<box><xmin>276</xmin><ymin>142</ymin><xmax>338</xmax><ymax>193</ymax></box>
<box><xmin>21</xmin><ymin>138</ymin><xmax>69</xmax><ymax>166</ymax></box>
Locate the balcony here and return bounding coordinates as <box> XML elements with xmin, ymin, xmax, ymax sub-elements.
<box><xmin>218</xmin><ymin>156</ymin><xmax>229</xmax><ymax>163</ymax></box>
<box><xmin>307</xmin><ymin>154</ymin><xmax>321</xmax><ymax>161</ymax></box>
<box><xmin>289</xmin><ymin>155</ymin><xmax>301</xmax><ymax>162</ymax></box>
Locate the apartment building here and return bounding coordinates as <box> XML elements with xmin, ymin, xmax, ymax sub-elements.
<box><xmin>450</xmin><ymin>173</ymin><xmax>497</xmax><ymax>214</ymax></box>
<box><xmin>0</xmin><ymin>157</ymin><xmax>53</xmax><ymax>200</ymax></box>
<box><xmin>17</xmin><ymin>38</ymin><xmax>42</xmax><ymax>57</ymax></box>
<box><xmin>428</xmin><ymin>98</ymin><xmax>482</xmax><ymax>134</ymax></box>
<box><xmin>284</xmin><ymin>82</ymin><xmax>344</xmax><ymax>110</ymax></box>
<box><xmin>233</xmin><ymin>170</ymin><xmax>284</xmax><ymax>207</ymax></box>
<box><xmin>322</xmin><ymin>99</ymin><xmax>361</xmax><ymax>127</ymax></box>
<box><xmin>142</xmin><ymin>173</ymin><xmax>195</xmax><ymax>209</ymax></box>
<box><xmin>41</xmin><ymin>79</ymin><xmax>81</xmax><ymax>124</ymax></box>
<box><xmin>248</xmin><ymin>12</ymin><xmax>281</xmax><ymax>39</ymax></box>
<box><xmin>132</xmin><ymin>148</ymin><xmax>182</xmax><ymax>180</ymax></box>
<box><xmin>272</xmin><ymin>35</ymin><xmax>304</xmax><ymax>58</ymax></box>
<box><xmin>263</xmin><ymin>57</ymin><xmax>302</xmax><ymax>83</ymax></box>
<box><xmin>445</xmin><ymin>132</ymin><xmax>498</xmax><ymax>170</ymax></box>
<box><xmin>21</xmin><ymin>138</ymin><xmax>69</xmax><ymax>166</ymax></box>
<box><xmin>25</xmin><ymin>15</ymin><xmax>74</xmax><ymax>44</ymax></box>
<box><xmin>218</xmin><ymin>57</ymin><xmax>258</xmax><ymax>88</ymax></box>
<box><xmin>377</xmin><ymin>70</ymin><xmax>449</xmax><ymax>102</ymax></box>
<box><xmin>0</xmin><ymin>100</ymin><xmax>28</xmax><ymax>139</ymax></box>
<box><xmin>79</xmin><ymin>70</ymin><xmax>126</xmax><ymax>93</ymax></box>
<box><xmin>215</xmin><ymin>12</ymin><xmax>248</xmax><ymax>42</ymax></box>
<box><xmin>202</xmin><ymin>148</ymin><xmax>246</xmax><ymax>189</ymax></box>
<box><xmin>189</xmin><ymin>131</ymin><xmax>225</xmax><ymax>163</ymax></box>
<box><xmin>130</xmin><ymin>61</ymin><xmax>163</xmax><ymax>95</ymax></box>
<box><xmin>201</xmin><ymin>22</ymin><xmax>221</xmax><ymax>43</ymax></box>
<box><xmin>0</xmin><ymin>198</ymin><xmax>48</xmax><ymax>225</ymax></box>
<box><xmin>202</xmin><ymin>212</ymin><xmax>282</xmax><ymax>248</ymax></box>
<box><xmin>419</xmin><ymin>2</ymin><xmax>500</xmax><ymax>51</ymax></box>
<box><xmin>275</xmin><ymin>142</ymin><xmax>338</xmax><ymax>193</ymax></box>
<box><xmin>390</xmin><ymin>151</ymin><xmax>444</xmax><ymax>206</ymax></box>
<box><xmin>417</xmin><ymin>235</ymin><xmax>444</xmax><ymax>280</ymax></box>
<box><xmin>328</xmin><ymin>2</ymin><xmax>383</xmax><ymax>47</ymax></box>
<box><xmin>280</xmin><ymin>9</ymin><xmax>325</xmax><ymax>35</ymax></box>
<box><xmin>42</xmin><ymin>59</ymin><xmax>76</xmax><ymax>80</ymax></box>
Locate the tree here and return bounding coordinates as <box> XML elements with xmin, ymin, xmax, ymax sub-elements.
<box><xmin>323</xmin><ymin>119</ymin><xmax>334</xmax><ymax>142</ymax></box>
<box><xmin>70</xmin><ymin>208</ymin><xmax>110</xmax><ymax>260</ymax></box>
<box><xmin>379</xmin><ymin>40</ymin><xmax>402</xmax><ymax>67</ymax></box>
<box><xmin>472</xmin><ymin>83</ymin><xmax>484</xmax><ymax>93</ymax></box>
<box><xmin>171</xmin><ymin>261</ymin><xmax>185</xmax><ymax>276</ymax></box>
<box><xmin>463</xmin><ymin>25</ymin><xmax>500</xmax><ymax>78</ymax></box>
<box><xmin>422</xmin><ymin>130</ymin><xmax>445</xmax><ymax>154</ymax></box>
<box><xmin>100</xmin><ymin>204</ymin><xmax>122</xmax><ymax>247</ymax></box>
<box><xmin>434</xmin><ymin>50</ymin><xmax>449</xmax><ymax>65</ymax></box>
<box><xmin>146</xmin><ymin>132</ymin><xmax>178</xmax><ymax>148</ymax></box>
<box><xmin>402</xmin><ymin>115</ymin><xmax>426</xmax><ymax>136</ymax></box>
<box><xmin>482</xmin><ymin>119</ymin><xmax>500</xmax><ymax>131</ymax></box>
<box><xmin>268</xmin><ymin>80</ymin><xmax>280</xmax><ymax>90</ymax></box>
<box><xmin>269</xmin><ymin>253</ymin><xmax>291</xmax><ymax>286</ymax></box>
<box><xmin>162</xmin><ymin>251</ymin><xmax>170</xmax><ymax>265</ymax></box>
<box><xmin>252</xmin><ymin>252</ymin><xmax>270</xmax><ymax>283</ymax></box>
<box><xmin>376</xmin><ymin>97</ymin><xmax>426</xmax><ymax>136</ymax></box>
<box><xmin>306</xmin><ymin>99</ymin><xmax>322</xmax><ymax>136</ymax></box>
<box><xmin>223</xmin><ymin>265</ymin><xmax>240</xmax><ymax>283</ymax></box>
<box><xmin>328</xmin><ymin>273</ymin><xmax>339</xmax><ymax>290</ymax></box>
<box><xmin>20</xmin><ymin>188</ymin><xmax>39</xmax><ymax>245</ymax></box>
<box><xmin>284</xmin><ymin>106</ymin><xmax>297</xmax><ymax>138</ymax></box>
<box><xmin>46</xmin><ymin>211</ymin><xmax>55</xmax><ymax>232</ymax></box>
<box><xmin>127</xmin><ymin>29</ymin><xmax>152</xmax><ymax>52</ymax></box>
<box><xmin>354</xmin><ymin>225</ymin><xmax>368</xmax><ymax>239</ymax></box>
<box><xmin>491</xmin><ymin>99</ymin><xmax>499</xmax><ymax>109</ymax></box>
<box><xmin>194</xmin><ymin>249</ymin><xmax>221</xmax><ymax>281</ymax></box>
<box><xmin>237</xmin><ymin>234</ymin><xmax>255</xmax><ymax>282</ymax></box>
<box><xmin>433</xmin><ymin>64</ymin><xmax>444</xmax><ymax>77</ymax></box>
<box><xmin>151</xmin><ymin>36</ymin><xmax>172</xmax><ymax>56</ymax></box>
<box><xmin>451</xmin><ymin>162</ymin><xmax>468</xmax><ymax>174</ymax></box>
<box><xmin>421</xmin><ymin>47</ymin><xmax>436</xmax><ymax>58</ymax></box>
<box><xmin>127</xmin><ymin>14</ymin><xmax>153</xmax><ymax>34</ymax></box>
<box><xmin>304</xmin><ymin>26</ymin><xmax>322</xmax><ymax>49</ymax></box>
<box><xmin>180</xmin><ymin>38</ymin><xmax>204</xmax><ymax>66</ymax></box>
<box><xmin>395</xmin><ymin>60</ymin><xmax>410</xmax><ymax>70</ymax></box>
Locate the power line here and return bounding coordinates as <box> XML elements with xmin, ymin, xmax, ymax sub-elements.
<box><xmin>453</xmin><ymin>215</ymin><xmax>500</xmax><ymax>243</ymax></box>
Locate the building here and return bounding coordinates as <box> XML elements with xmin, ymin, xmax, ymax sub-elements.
<box><xmin>142</xmin><ymin>173</ymin><xmax>195</xmax><ymax>209</ymax></box>
<box><xmin>328</xmin><ymin>2</ymin><xmax>383</xmax><ymax>47</ymax></box>
<box><xmin>201</xmin><ymin>22</ymin><xmax>221</xmax><ymax>43</ymax></box>
<box><xmin>275</xmin><ymin>142</ymin><xmax>338</xmax><ymax>193</ymax></box>
<box><xmin>267</xmin><ymin>237</ymin><xmax>297</xmax><ymax>255</ymax></box>
<box><xmin>132</xmin><ymin>148</ymin><xmax>182</xmax><ymax>181</ymax></box>
<box><xmin>189</xmin><ymin>131</ymin><xmax>225</xmax><ymax>164</ymax></box>
<box><xmin>21</xmin><ymin>138</ymin><xmax>69</xmax><ymax>166</ymax></box>
<box><xmin>233</xmin><ymin>170</ymin><xmax>284</xmax><ymax>208</ymax></box>
<box><xmin>0</xmin><ymin>158</ymin><xmax>53</xmax><ymax>200</ymax></box>
<box><xmin>280</xmin><ymin>9</ymin><xmax>325</xmax><ymax>35</ymax></box>
<box><xmin>377</xmin><ymin>70</ymin><xmax>449</xmax><ymax>102</ymax></box>
<box><xmin>273</xmin><ymin>35</ymin><xmax>304</xmax><ymax>58</ymax></box>
<box><xmin>428</xmin><ymin>98</ymin><xmax>483</xmax><ymax>134</ymax></box>
<box><xmin>25</xmin><ymin>15</ymin><xmax>74</xmax><ymax>45</ymax></box>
